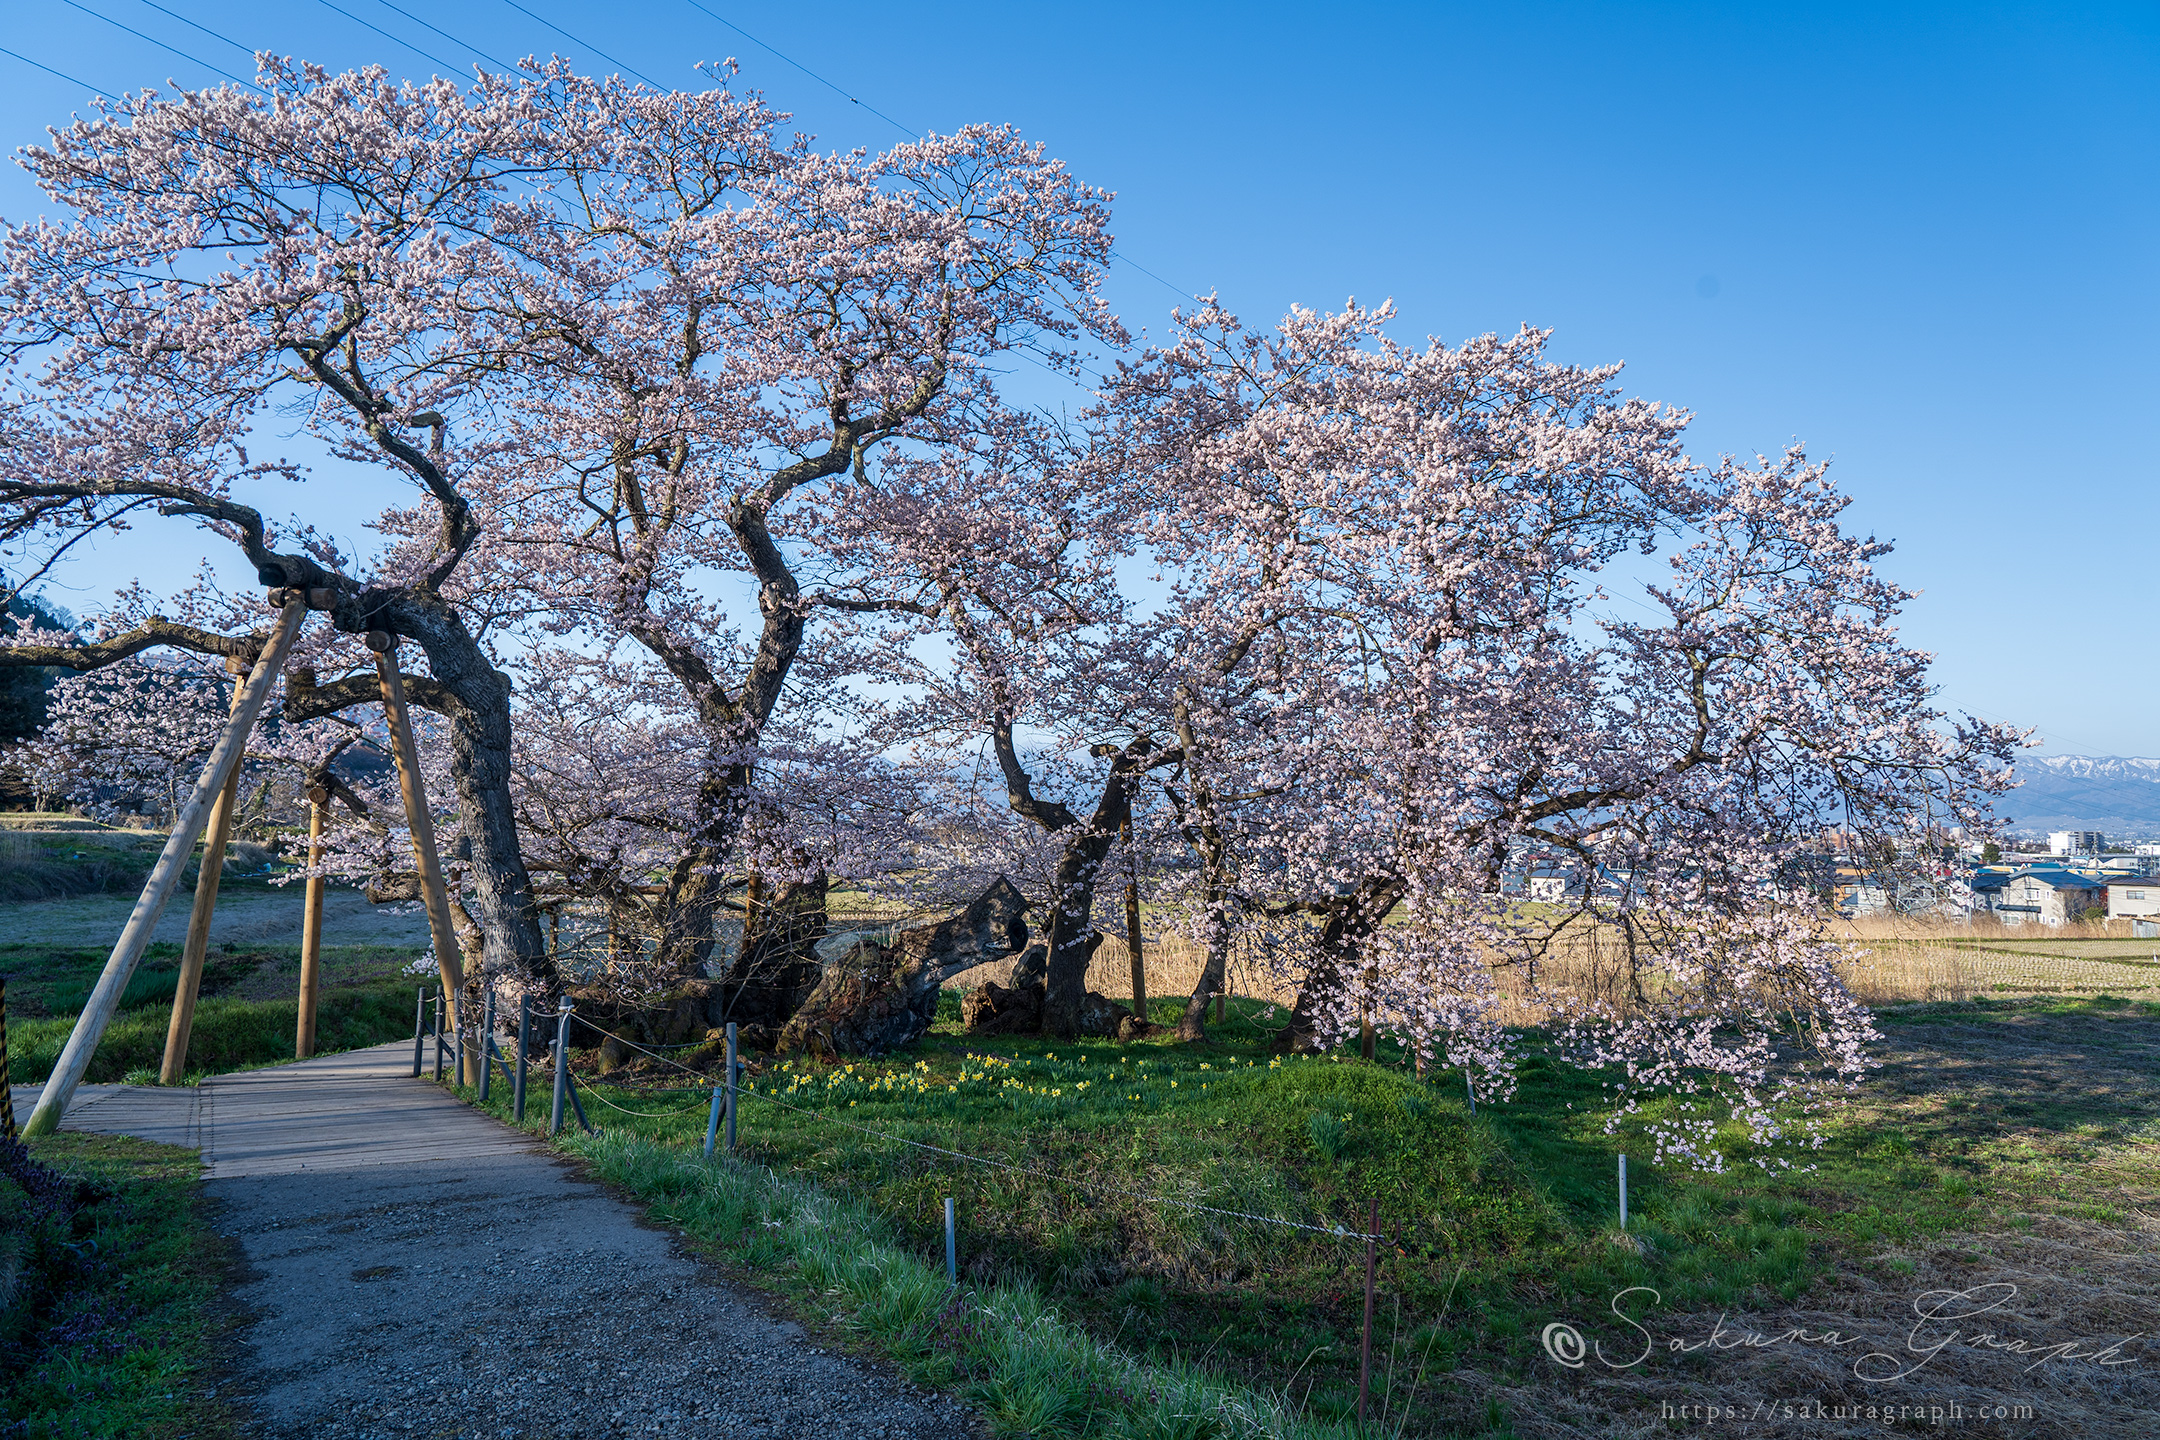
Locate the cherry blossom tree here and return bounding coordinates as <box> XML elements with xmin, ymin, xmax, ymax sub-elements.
<box><xmin>445</xmin><ymin>82</ymin><xmax>1120</xmax><ymax>985</ymax></box>
<box><xmin>1098</xmin><ymin>300</ymin><xmax>2021</xmax><ymax>1164</ymax></box>
<box><xmin>0</xmin><ymin>58</ymin><xmax>1115</xmax><ymax>1001</ymax></box>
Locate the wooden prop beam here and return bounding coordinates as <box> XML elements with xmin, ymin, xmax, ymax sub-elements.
<box><xmin>295</xmin><ymin>785</ymin><xmax>329</xmax><ymax>1058</ymax></box>
<box><xmin>1121</xmin><ymin>817</ymin><xmax>1148</xmax><ymax>1022</ymax></box>
<box><xmin>24</xmin><ymin>600</ymin><xmax>308</xmax><ymax>1136</ymax></box>
<box><xmin>159</xmin><ymin>659</ymin><xmax>249</xmax><ymax>1085</ymax></box>
<box><xmin>372</xmin><ymin>640</ymin><xmax>471</xmax><ymax>1083</ymax></box>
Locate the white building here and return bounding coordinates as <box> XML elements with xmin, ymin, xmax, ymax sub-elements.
<box><xmin>1995</xmin><ymin>870</ymin><xmax>2106</xmax><ymax>926</ymax></box>
<box><xmin>2109</xmin><ymin>879</ymin><xmax>2160</xmax><ymax>937</ymax></box>
<box><xmin>2049</xmin><ymin>830</ymin><xmax>2106</xmax><ymax>856</ymax></box>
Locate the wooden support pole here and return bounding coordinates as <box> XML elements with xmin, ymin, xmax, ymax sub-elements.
<box><xmin>1121</xmin><ymin>817</ymin><xmax>1147</xmax><ymax>1023</ymax></box>
<box><xmin>372</xmin><ymin>639</ymin><xmax>470</xmax><ymax>1083</ymax></box>
<box><xmin>159</xmin><ymin>660</ymin><xmax>249</xmax><ymax>1085</ymax></box>
<box><xmin>294</xmin><ymin>785</ymin><xmax>329</xmax><ymax>1059</ymax></box>
<box><xmin>26</xmin><ymin>601</ymin><xmax>307</xmax><ymax>1136</ymax></box>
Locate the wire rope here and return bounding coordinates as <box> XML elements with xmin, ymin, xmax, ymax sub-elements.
<box><xmin>677</xmin><ymin>0</ymin><xmax>913</xmax><ymax>137</ymax></box>
<box><xmin>369</xmin><ymin>0</ymin><xmax>516</xmax><ymax>73</ymax></box>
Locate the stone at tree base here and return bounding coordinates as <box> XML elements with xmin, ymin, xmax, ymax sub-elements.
<box><xmin>776</xmin><ymin>878</ymin><xmax>1029</xmax><ymax>1058</ymax></box>
<box><xmin>965</xmin><ymin>982</ymin><xmax>1132</xmax><ymax>1039</ymax></box>
<box><xmin>960</xmin><ymin>980</ymin><xmax>1041</xmax><ymax>1034</ymax></box>
<box><xmin>1076</xmin><ymin>991</ymin><xmax>1132</xmax><ymax>1039</ymax></box>
<box><xmin>1115</xmin><ymin>1014</ymin><xmax>1162</xmax><ymax>1042</ymax></box>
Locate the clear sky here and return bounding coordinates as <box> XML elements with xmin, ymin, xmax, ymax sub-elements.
<box><xmin>2</xmin><ymin>2</ymin><xmax>2154</xmax><ymax>754</ymax></box>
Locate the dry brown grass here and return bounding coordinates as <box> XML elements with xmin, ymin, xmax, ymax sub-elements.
<box><xmin>956</xmin><ymin>907</ymin><xmax>2160</xmax><ymax>1022</ymax></box>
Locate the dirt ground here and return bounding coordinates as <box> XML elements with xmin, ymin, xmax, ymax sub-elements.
<box><xmin>1463</xmin><ymin>1006</ymin><xmax>2160</xmax><ymax>1438</ymax></box>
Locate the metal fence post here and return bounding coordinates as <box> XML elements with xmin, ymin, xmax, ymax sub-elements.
<box><xmin>944</xmin><ymin>1196</ymin><xmax>956</xmax><ymax>1284</ymax></box>
<box><xmin>1618</xmin><ymin>1153</ymin><xmax>1628</xmax><ymax>1229</ymax></box>
<box><xmin>724</xmin><ymin>1022</ymin><xmax>738</xmax><ymax>1151</ymax></box>
<box><xmin>478</xmin><ymin>986</ymin><xmax>495</xmax><ymax>1102</ymax></box>
<box><xmin>513</xmin><ymin>994</ymin><xmax>530</xmax><ymax>1123</ymax></box>
<box><xmin>704</xmin><ymin>1084</ymin><xmax>724</xmax><ymax>1158</ymax></box>
<box><xmin>0</xmin><ymin>979</ymin><xmax>15</xmax><ymax>1140</ymax></box>
<box><xmin>1358</xmin><ymin>1197</ymin><xmax>1378</xmax><ymax>1431</ymax></box>
<box><xmin>432</xmin><ymin>991</ymin><xmax>445</xmax><ymax>1082</ymax></box>
<box><xmin>411</xmin><ymin>985</ymin><xmax>427</xmax><ymax>1078</ymax></box>
<box><xmin>550</xmin><ymin>1001</ymin><xmax>572</xmax><ymax>1137</ymax></box>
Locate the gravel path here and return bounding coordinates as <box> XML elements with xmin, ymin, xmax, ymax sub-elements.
<box><xmin>217</xmin><ymin>1153</ymin><xmax>975</xmax><ymax>1440</ymax></box>
<box><xmin>40</xmin><ymin>1040</ymin><xmax>974</xmax><ymax>1439</ymax></box>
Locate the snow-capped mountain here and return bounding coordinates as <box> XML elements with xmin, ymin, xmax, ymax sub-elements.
<box><xmin>2002</xmin><ymin>756</ymin><xmax>2160</xmax><ymax>838</ymax></box>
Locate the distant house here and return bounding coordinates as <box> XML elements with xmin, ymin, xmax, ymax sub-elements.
<box><xmin>1526</xmin><ymin>864</ymin><xmax>1636</xmax><ymax>907</ymax></box>
<box><xmin>2108</xmin><ymin>879</ymin><xmax>2160</xmax><ymax>937</ymax></box>
<box><xmin>1967</xmin><ymin>867</ymin><xmax>2011</xmax><ymax>913</ymax></box>
<box><xmin>1995</xmin><ymin>869</ymin><xmax>2106</xmax><ymax>926</ymax></box>
<box><xmin>1832</xmin><ymin>869</ymin><xmax>1891</xmax><ymax>916</ymax></box>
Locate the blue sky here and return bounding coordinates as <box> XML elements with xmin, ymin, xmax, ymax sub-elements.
<box><xmin>2</xmin><ymin>2</ymin><xmax>2154</xmax><ymax>754</ymax></box>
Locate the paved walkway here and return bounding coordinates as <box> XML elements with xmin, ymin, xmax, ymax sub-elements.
<box><xmin>22</xmin><ymin>1042</ymin><xmax>972</xmax><ymax>1439</ymax></box>
<box><xmin>20</xmin><ymin>1041</ymin><xmax>537</xmax><ymax>1176</ymax></box>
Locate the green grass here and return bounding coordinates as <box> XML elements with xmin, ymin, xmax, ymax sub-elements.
<box><xmin>1</xmin><ymin>1132</ymin><xmax>244</xmax><ymax>1440</ymax></box>
<box><xmin>558</xmin><ymin>1128</ymin><xmax>1352</xmax><ymax>1439</ymax></box>
<box><xmin>449</xmin><ymin>990</ymin><xmax>2160</xmax><ymax>1437</ymax></box>
<box><xmin>8</xmin><ymin>980</ymin><xmax>420</xmax><ymax>1084</ymax></box>
<box><xmin>0</xmin><ymin>935</ymin><xmax>420</xmax><ymax>1018</ymax></box>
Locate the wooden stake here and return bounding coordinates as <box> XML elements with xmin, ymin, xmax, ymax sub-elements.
<box><xmin>159</xmin><ymin>661</ymin><xmax>248</xmax><ymax>1085</ymax></box>
<box><xmin>373</xmin><ymin>641</ymin><xmax>469</xmax><ymax>1083</ymax></box>
<box><xmin>294</xmin><ymin>785</ymin><xmax>328</xmax><ymax>1058</ymax></box>
<box><xmin>25</xmin><ymin>600</ymin><xmax>307</xmax><ymax>1136</ymax></box>
<box><xmin>1121</xmin><ymin>817</ymin><xmax>1147</xmax><ymax>1022</ymax></box>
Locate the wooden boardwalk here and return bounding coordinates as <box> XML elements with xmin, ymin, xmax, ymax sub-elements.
<box><xmin>14</xmin><ymin>1039</ymin><xmax>539</xmax><ymax>1176</ymax></box>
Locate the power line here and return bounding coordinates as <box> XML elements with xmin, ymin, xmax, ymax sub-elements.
<box><xmin>315</xmin><ymin>0</ymin><xmax>462</xmax><ymax>74</ymax></box>
<box><xmin>56</xmin><ymin>0</ymin><xmax>262</xmax><ymax>91</ymax></box>
<box><xmin>678</xmin><ymin>0</ymin><xmax>914</xmax><ymax>137</ymax></box>
<box><xmin>498</xmin><ymin>0</ymin><xmax>663</xmax><ymax>88</ymax></box>
<box><xmin>672</xmin><ymin>2</ymin><xmax>1193</xmax><ymax>302</ymax></box>
<box><xmin>131</xmin><ymin>0</ymin><xmax>257</xmax><ymax>59</ymax></box>
<box><xmin>1110</xmin><ymin>249</ymin><xmax>1195</xmax><ymax>302</ymax></box>
<box><xmin>370</xmin><ymin>0</ymin><xmax>516</xmax><ymax>73</ymax></box>
<box><xmin>0</xmin><ymin>45</ymin><xmax>117</xmax><ymax>96</ymax></box>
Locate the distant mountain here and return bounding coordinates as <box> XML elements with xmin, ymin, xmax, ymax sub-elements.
<box><xmin>2000</xmin><ymin>756</ymin><xmax>2160</xmax><ymax>838</ymax></box>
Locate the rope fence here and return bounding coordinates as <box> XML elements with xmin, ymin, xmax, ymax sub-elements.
<box><xmin>409</xmin><ymin>983</ymin><xmax>1387</xmax><ymax>1242</ymax></box>
<box><xmin>408</xmin><ymin>982</ymin><xmax>1410</xmax><ymax>1423</ymax></box>
<box><xmin>554</xmin><ymin>1007</ymin><xmax>1386</xmax><ymax>1243</ymax></box>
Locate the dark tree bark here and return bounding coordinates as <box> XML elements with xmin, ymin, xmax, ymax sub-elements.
<box><xmin>776</xmin><ymin>877</ymin><xmax>1028</xmax><ymax>1057</ymax></box>
<box><xmin>716</xmin><ymin>870</ymin><xmax>828</xmax><ymax>1031</ymax></box>
<box><xmin>1273</xmin><ymin>875</ymin><xmax>1405</xmax><ymax>1054</ymax></box>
